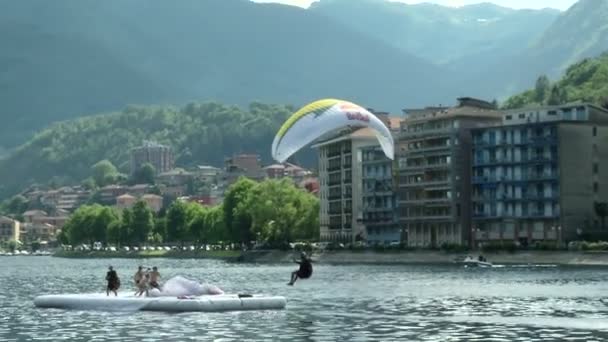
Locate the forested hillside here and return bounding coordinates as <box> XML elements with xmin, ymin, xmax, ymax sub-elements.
<box><xmin>0</xmin><ymin>102</ymin><xmax>299</xmax><ymax>198</ymax></box>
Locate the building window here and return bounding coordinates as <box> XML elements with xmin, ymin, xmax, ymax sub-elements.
<box><xmin>593</xmin><ymin>126</ymin><xmax>597</xmax><ymax>137</ymax></box>
<box><xmin>505</xmin><ymin>115</ymin><xmax>512</xmax><ymax>120</ymax></box>
<box><xmin>518</xmin><ymin>113</ymin><xmax>525</xmax><ymax>119</ymax></box>
<box><xmin>594</xmin><ymin>182</ymin><xmax>599</xmax><ymax>193</ymax></box>
<box><xmin>548</xmin><ymin>110</ymin><xmax>557</xmax><ymax>116</ymax></box>
<box><xmin>594</xmin><ymin>163</ymin><xmax>599</xmax><ymax>174</ymax></box>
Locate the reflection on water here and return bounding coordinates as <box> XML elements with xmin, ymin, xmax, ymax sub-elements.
<box><xmin>1</xmin><ymin>257</ymin><xmax>608</xmax><ymax>341</ymax></box>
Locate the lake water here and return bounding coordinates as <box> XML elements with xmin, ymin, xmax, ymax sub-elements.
<box><xmin>2</xmin><ymin>257</ymin><xmax>608</xmax><ymax>341</ymax></box>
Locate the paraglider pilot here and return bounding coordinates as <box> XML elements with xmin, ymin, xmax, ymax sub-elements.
<box><xmin>288</xmin><ymin>252</ymin><xmax>313</xmax><ymax>286</ymax></box>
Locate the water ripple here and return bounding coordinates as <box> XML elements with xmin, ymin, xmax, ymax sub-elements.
<box><xmin>2</xmin><ymin>257</ymin><xmax>608</xmax><ymax>341</ymax></box>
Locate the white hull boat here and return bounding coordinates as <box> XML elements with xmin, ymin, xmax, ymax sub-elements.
<box><xmin>462</xmin><ymin>256</ymin><xmax>493</xmax><ymax>268</ymax></box>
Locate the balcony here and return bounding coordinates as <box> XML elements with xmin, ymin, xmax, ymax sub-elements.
<box><xmin>399</xmin><ymin>127</ymin><xmax>453</xmax><ymax>139</ymax></box>
<box><xmin>362</xmin><ymin>158</ymin><xmax>391</xmax><ymax>165</ymax></box>
<box><xmin>400</xmin><ymin>215</ymin><xmax>452</xmax><ymax>222</ymax></box>
<box><xmin>472</xmin><ymin>176</ymin><xmax>499</xmax><ymax>184</ymax></box>
<box><xmin>530</xmin><ymin>135</ymin><xmax>558</xmax><ymax>146</ymax></box>
<box><xmin>399</xmin><ymin>179</ymin><xmax>450</xmax><ymax>189</ymax></box>
<box><xmin>364</xmin><ymin>218</ymin><xmax>399</xmax><ymax>227</ymax></box>
<box><xmin>362</xmin><ymin>174</ymin><xmax>392</xmax><ymax>181</ymax></box>
<box><xmin>363</xmin><ymin>190</ymin><xmax>393</xmax><ymax>197</ymax></box>
<box><xmin>473</xmin><ymin>158</ymin><xmax>511</xmax><ymax>166</ymax></box>
<box><xmin>406</xmin><ymin>144</ymin><xmax>451</xmax><ymax>155</ymax></box>
<box><xmin>400</xmin><ymin>198</ymin><xmax>451</xmax><ymax>206</ymax></box>
<box><xmin>363</xmin><ymin>206</ymin><xmax>395</xmax><ymax>213</ymax></box>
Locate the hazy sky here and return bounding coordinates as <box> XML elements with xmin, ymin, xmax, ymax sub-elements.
<box><xmin>251</xmin><ymin>0</ymin><xmax>578</xmax><ymax>11</ymax></box>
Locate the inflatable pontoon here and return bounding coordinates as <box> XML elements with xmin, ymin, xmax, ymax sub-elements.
<box><xmin>34</xmin><ymin>293</ymin><xmax>287</xmax><ymax>312</ymax></box>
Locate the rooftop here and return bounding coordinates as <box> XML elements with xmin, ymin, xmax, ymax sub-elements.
<box><xmin>142</xmin><ymin>194</ymin><xmax>162</xmax><ymax>199</ymax></box>
<box><xmin>23</xmin><ymin>210</ymin><xmax>48</xmax><ymax>217</ymax></box>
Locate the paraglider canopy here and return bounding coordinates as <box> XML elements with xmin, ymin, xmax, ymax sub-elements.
<box><xmin>272</xmin><ymin>99</ymin><xmax>394</xmax><ymax>163</ymax></box>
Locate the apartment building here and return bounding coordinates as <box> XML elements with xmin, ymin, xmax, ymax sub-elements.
<box><xmin>398</xmin><ymin>98</ymin><xmax>502</xmax><ymax>247</ymax></box>
<box><xmin>471</xmin><ymin>103</ymin><xmax>608</xmax><ymax>245</ymax></box>
<box><xmin>130</xmin><ymin>141</ymin><xmax>174</xmax><ymax>176</ymax></box>
<box><xmin>360</xmin><ymin>145</ymin><xmax>399</xmax><ymax>244</ymax></box>
<box><xmin>314</xmin><ymin>128</ymin><xmax>379</xmax><ymax>242</ymax></box>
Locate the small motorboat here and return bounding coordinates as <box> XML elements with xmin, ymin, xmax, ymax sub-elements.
<box><xmin>462</xmin><ymin>256</ymin><xmax>493</xmax><ymax>268</ymax></box>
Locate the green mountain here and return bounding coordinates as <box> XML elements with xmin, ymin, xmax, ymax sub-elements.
<box><xmin>522</xmin><ymin>0</ymin><xmax>608</xmax><ymax>78</ymax></box>
<box><xmin>310</xmin><ymin>0</ymin><xmax>559</xmax><ymax>67</ymax></box>
<box><xmin>467</xmin><ymin>0</ymin><xmax>608</xmax><ymax>99</ymax></box>
<box><xmin>0</xmin><ymin>102</ymin><xmax>298</xmax><ymax>198</ymax></box>
<box><xmin>0</xmin><ymin>0</ymin><xmax>452</xmax><ymax>150</ymax></box>
<box><xmin>503</xmin><ymin>53</ymin><xmax>608</xmax><ymax>109</ymax></box>
<box><xmin>311</xmin><ymin>0</ymin><xmax>608</xmax><ymax>100</ymax></box>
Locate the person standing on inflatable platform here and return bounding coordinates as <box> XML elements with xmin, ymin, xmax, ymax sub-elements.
<box><xmin>149</xmin><ymin>266</ymin><xmax>161</xmax><ymax>290</ymax></box>
<box><xmin>288</xmin><ymin>252</ymin><xmax>313</xmax><ymax>286</ymax></box>
<box><xmin>106</xmin><ymin>266</ymin><xmax>120</xmax><ymax>296</ymax></box>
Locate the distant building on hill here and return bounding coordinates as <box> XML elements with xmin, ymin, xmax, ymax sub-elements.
<box><xmin>39</xmin><ymin>186</ymin><xmax>91</xmax><ymax>212</ymax></box>
<box><xmin>0</xmin><ymin>216</ymin><xmax>20</xmax><ymax>242</ymax></box>
<box><xmin>130</xmin><ymin>141</ymin><xmax>174</xmax><ymax>176</ymax></box>
<box><xmin>224</xmin><ymin>154</ymin><xmax>265</xmax><ymax>185</ymax></box>
<box><xmin>115</xmin><ymin>193</ymin><xmax>163</xmax><ymax>213</ymax></box>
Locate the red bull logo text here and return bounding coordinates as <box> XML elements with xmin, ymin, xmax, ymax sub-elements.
<box><xmin>345</xmin><ymin>112</ymin><xmax>370</xmax><ymax>122</ymax></box>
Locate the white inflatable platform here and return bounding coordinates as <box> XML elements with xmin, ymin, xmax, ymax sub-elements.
<box><xmin>34</xmin><ymin>293</ymin><xmax>287</xmax><ymax>312</ymax></box>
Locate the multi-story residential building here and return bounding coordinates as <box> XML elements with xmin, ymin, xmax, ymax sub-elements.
<box><xmin>471</xmin><ymin>103</ymin><xmax>608</xmax><ymax>246</ymax></box>
<box><xmin>141</xmin><ymin>194</ymin><xmax>163</xmax><ymax>212</ymax></box>
<box><xmin>398</xmin><ymin>97</ymin><xmax>503</xmax><ymax>247</ymax></box>
<box><xmin>22</xmin><ymin>210</ymin><xmax>68</xmax><ymax>230</ymax></box>
<box><xmin>264</xmin><ymin>162</ymin><xmax>311</xmax><ymax>184</ymax></box>
<box><xmin>224</xmin><ymin>154</ymin><xmax>265</xmax><ymax>185</ymax></box>
<box><xmin>20</xmin><ymin>222</ymin><xmax>58</xmax><ymax>243</ymax></box>
<box><xmin>99</xmin><ymin>185</ymin><xmax>129</xmax><ymax>204</ymax></box>
<box><xmin>195</xmin><ymin>165</ymin><xmax>223</xmax><ymax>185</ymax></box>
<box><xmin>157</xmin><ymin>169</ymin><xmax>194</xmax><ymax>187</ymax></box>
<box><xmin>116</xmin><ymin>194</ymin><xmax>137</xmax><ymax>210</ymax></box>
<box><xmin>0</xmin><ymin>216</ymin><xmax>20</xmax><ymax>242</ymax></box>
<box><xmin>130</xmin><ymin>141</ymin><xmax>174</xmax><ymax>176</ymax></box>
<box><xmin>314</xmin><ymin>128</ymin><xmax>380</xmax><ymax>243</ymax></box>
<box><xmin>115</xmin><ymin>193</ymin><xmax>163</xmax><ymax>213</ymax></box>
<box><xmin>40</xmin><ymin>187</ymin><xmax>90</xmax><ymax>212</ymax></box>
<box><xmin>361</xmin><ymin>145</ymin><xmax>399</xmax><ymax>245</ymax></box>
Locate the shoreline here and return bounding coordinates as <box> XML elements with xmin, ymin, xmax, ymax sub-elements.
<box><xmin>239</xmin><ymin>250</ymin><xmax>608</xmax><ymax>266</ymax></box>
<box><xmin>53</xmin><ymin>250</ymin><xmax>241</xmax><ymax>260</ymax></box>
<box><xmin>51</xmin><ymin>249</ymin><xmax>608</xmax><ymax>266</ymax></box>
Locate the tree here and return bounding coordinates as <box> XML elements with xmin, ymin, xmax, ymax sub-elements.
<box><xmin>223</xmin><ymin>178</ymin><xmax>257</xmax><ymax>245</ymax></box>
<box><xmin>2</xmin><ymin>195</ymin><xmax>29</xmax><ymax>215</ymax></box>
<box><xmin>547</xmin><ymin>85</ymin><xmax>566</xmax><ymax>106</ymax></box>
<box><xmin>601</xmin><ymin>95</ymin><xmax>608</xmax><ymax>110</ymax></box>
<box><xmin>132</xmin><ymin>163</ymin><xmax>156</xmax><ymax>185</ymax></box>
<box><xmin>189</xmin><ymin>207</ymin><xmax>210</xmax><ymax>248</ymax></box>
<box><xmin>245</xmin><ymin>178</ymin><xmax>319</xmax><ymax>246</ymax></box>
<box><xmin>131</xmin><ymin>201</ymin><xmax>154</xmax><ymax>244</ymax></box>
<box><xmin>91</xmin><ymin>206</ymin><xmax>118</xmax><ymax>244</ymax></box>
<box><xmin>82</xmin><ymin>177</ymin><xmax>97</xmax><ymax>191</ymax></box>
<box><xmin>62</xmin><ymin>205</ymin><xmax>95</xmax><ymax>246</ymax></box>
<box><xmin>107</xmin><ymin>220</ymin><xmax>122</xmax><ymax>246</ymax></box>
<box><xmin>595</xmin><ymin>202</ymin><xmax>608</xmax><ymax>230</ymax></box>
<box><xmin>534</xmin><ymin>75</ymin><xmax>550</xmax><ymax>103</ymax></box>
<box><xmin>30</xmin><ymin>240</ymin><xmax>41</xmax><ymax>252</ymax></box>
<box><xmin>166</xmin><ymin>201</ymin><xmax>189</xmax><ymax>246</ymax></box>
<box><xmin>7</xmin><ymin>239</ymin><xmax>19</xmax><ymax>253</ymax></box>
<box><xmin>92</xmin><ymin>160</ymin><xmax>118</xmax><ymax>187</ymax></box>
<box><xmin>120</xmin><ymin>208</ymin><xmax>134</xmax><ymax>245</ymax></box>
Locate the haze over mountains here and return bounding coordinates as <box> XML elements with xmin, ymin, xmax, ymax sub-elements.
<box><xmin>1</xmin><ymin>0</ymin><xmax>607</xmax><ymax>151</ymax></box>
